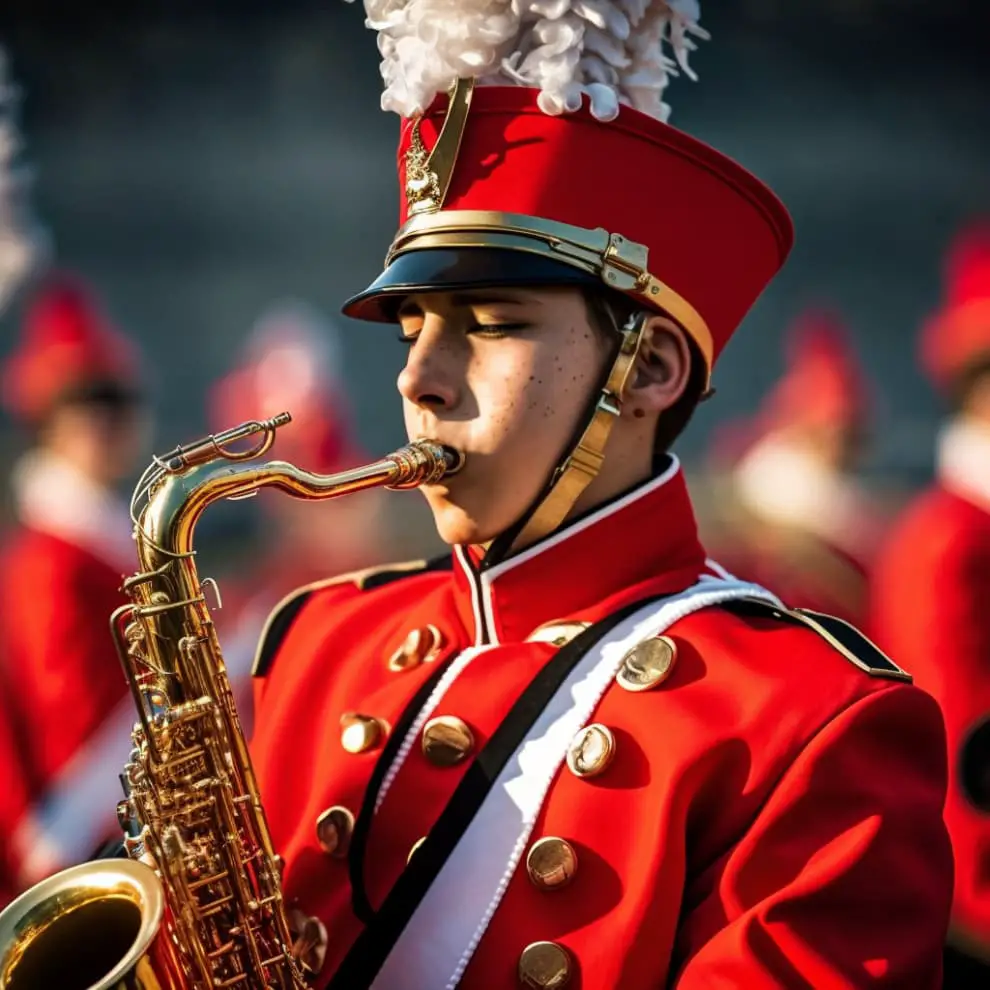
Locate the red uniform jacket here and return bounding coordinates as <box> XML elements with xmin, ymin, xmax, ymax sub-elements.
<box><xmin>0</xmin><ymin>526</ymin><xmax>129</xmax><ymax>887</ymax></box>
<box><xmin>0</xmin><ymin>687</ymin><xmax>29</xmax><ymax>909</ymax></box>
<box><xmin>871</xmin><ymin>482</ymin><xmax>990</xmax><ymax>956</ymax></box>
<box><xmin>252</xmin><ymin>464</ymin><xmax>952</xmax><ymax>988</ymax></box>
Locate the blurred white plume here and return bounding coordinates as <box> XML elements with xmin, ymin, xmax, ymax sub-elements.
<box><xmin>0</xmin><ymin>48</ymin><xmax>51</xmax><ymax>315</ymax></box>
<box><xmin>344</xmin><ymin>0</ymin><xmax>707</xmax><ymax>122</ymax></box>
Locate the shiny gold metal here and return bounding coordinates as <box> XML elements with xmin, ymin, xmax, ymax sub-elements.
<box><xmin>0</xmin><ymin>415</ymin><xmax>463</xmax><ymax>990</ymax></box>
<box><xmin>422</xmin><ymin>715</ymin><xmax>475</xmax><ymax>767</ymax></box>
<box><xmin>388</xmin><ymin>624</ymin><xmax>445</xmax><ymax>671</ymax></box>
<box><xmin>517</xmin><ymin>940</ymin><xmax>573</xmax><ymax>988</ymax></box>
<box><xmin>0</xmin><ymin>860</ymin><xmax>173</xmax><ymax>990</ymax></box>
<box><xmin>566</xmin><ymin>723</ymin><xmax>617</xmax><ymax>779</ymax></box>
<box><xmin>315</xmin><ymin>806</ymin><xmax>355</xmax><ymax>858</ymax></box>
<box><xmin>526</xmin><ymin>620</ymin><xmax>591</xmax><ymax>647</ymax></box>
<box><xmin>616</xmin><ymin>636</ymin><xmax>678</xmax><ymax>692</ymax></box>
<box><xmin>526</xmin><ymin>837</ymin><xmax>579</xmax><ymax>891</ymax></box>
<box><xmin>404</xmin><ymin>78</ymin><xmax>475</xmax><ymax>216</ymax></box>
<box><xmin>340</xmin><ymin>713</ymin><xmax>385</xmax><ymax>754</ymax></box>
<box><xmin>407</xmin><ymin>837</ymin><xmax>427</xmax><ymax>864</ymax></box>
<box><xmin>388</xmin><ymin>209</ymin><xmax>714</xmax><ymax>385</ymax></box>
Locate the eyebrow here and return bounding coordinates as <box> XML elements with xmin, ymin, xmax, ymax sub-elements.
<box><xmin>396</xmin><ymin>291</ymin><xmax>543</xmax><ymax>318</ymax></box>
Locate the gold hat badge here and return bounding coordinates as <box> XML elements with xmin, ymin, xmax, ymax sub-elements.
<box><xmin>404</xmin><ymin>77</ymin><xmax>475</xmax><ymax>216</ymax></box>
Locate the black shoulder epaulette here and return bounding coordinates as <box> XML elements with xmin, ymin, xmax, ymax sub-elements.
<box><xmin>721</xmin><ymin>596</ymin><xmax>912</xmax><ymax>683</ymax></box>
<box><xmin>250</xmin><ymin>555</ymin><xmax>451</xmax><ymax>678</ymax></box>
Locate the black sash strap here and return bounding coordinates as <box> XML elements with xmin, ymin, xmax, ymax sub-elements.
<box><xmin>329</xmin><ymin>594</ymin><xmax>663</xmax><ymax>990</ymax></box>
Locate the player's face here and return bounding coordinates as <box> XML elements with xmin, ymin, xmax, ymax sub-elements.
<box><xmin>396</xmin><ymin>286</ymin><xmax>611</xmax><ymax>547</ymax></box>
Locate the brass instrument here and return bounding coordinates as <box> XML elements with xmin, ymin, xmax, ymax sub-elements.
<box><xmin>0</xmin><ymin>415</ymin><xmax>461</xmax><ymax>990</ymax></box>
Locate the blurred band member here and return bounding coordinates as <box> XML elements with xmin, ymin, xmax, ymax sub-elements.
<box><xmin>0</xmin><ymin>273</ymin><xmax>149</xmax><ymax>892</ymax></box>
<box><xmin>704</xmin><ymin>310</ymin><xmax>880</xmax><ymax>624</ymax></box>
<box><xmin>208</xmin><ymin>303</ymin><xmax>387</xmax><ymax>716</ymax></box>
<box><xmin>871</xmin><ymin>222</ymin><xmax>990</xmax><ymax>983</ymax></box>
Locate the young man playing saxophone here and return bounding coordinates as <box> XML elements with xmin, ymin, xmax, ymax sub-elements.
<box><xmin>249</xmin><ymin>2</ymin><xmax>953</xmax><ymax>986</ymax></box>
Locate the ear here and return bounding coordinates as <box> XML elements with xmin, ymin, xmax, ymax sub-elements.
<box><xmin>622</xmin><ymin>315</ymin><xmax>692</xmax><ymax>416</ymax></box>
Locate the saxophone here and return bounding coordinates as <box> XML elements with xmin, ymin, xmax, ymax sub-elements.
<box><xmin>0</xmin><ymin>414</ymin><xmax>461</xmax><ymax>990</ymax></box>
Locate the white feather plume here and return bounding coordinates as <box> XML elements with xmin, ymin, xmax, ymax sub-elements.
<box><xmin>0</xmin><ymin>49</ymin><xmax>50</xmax><ymax>315</ymax></box>
<box><xmin>345</xmin><ymin>0</ymin><xmax>707</xmax><ymax>122</ymax></box>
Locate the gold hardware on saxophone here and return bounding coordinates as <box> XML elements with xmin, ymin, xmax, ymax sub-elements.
<box><xmin>0</xmin><ymin>414</ymin><xmax>463</xmax><ymax>990</ymax></box>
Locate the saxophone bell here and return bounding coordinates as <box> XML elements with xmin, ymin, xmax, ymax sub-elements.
<box><xmin>0</xmin><ymin>860</ymin><xmax>178</xmax><ymax>990</ymax></box>
<box><xmin>0</xmin><ymin>428</ymin><xmax>464</xmax><ymax>990</ymax></box>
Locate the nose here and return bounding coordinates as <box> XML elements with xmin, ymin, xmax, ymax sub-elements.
<box><xmin>396</xmin><ymin>323</ymin><xmax>461</xmax><ymax>412</ymax></box>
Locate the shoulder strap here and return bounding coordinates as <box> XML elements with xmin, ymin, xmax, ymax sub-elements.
<box><xmin>250</xmin><ymin>556</ymin><xmax>450</xmax><ymax>678</ymax></box>
<box><xmin>721</xmin><ymin>596</ymin><xmax>911</xmax><ymax>682</ymax></box>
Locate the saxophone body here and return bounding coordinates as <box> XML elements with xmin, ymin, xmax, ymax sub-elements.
<box><xmin>0</xmin><ymin>415</ymin><xmax>459</xmax><ymax>990</ymax></box>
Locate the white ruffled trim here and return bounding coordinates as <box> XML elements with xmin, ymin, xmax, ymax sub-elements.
<box><xmin>0</xmin><ymin>48</ymin><xmax>50</xmax><ymax>315</ymax></box>
<box><xmin>345</xmin><ymin>0</ymin><xmax>707</xmax><ymax>122</ymax></box>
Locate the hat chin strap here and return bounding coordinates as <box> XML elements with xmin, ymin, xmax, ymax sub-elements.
<box><xmin>506</xmin><ymin>313</ymin><xmax>648</xmax><ymax>555</ymax></box>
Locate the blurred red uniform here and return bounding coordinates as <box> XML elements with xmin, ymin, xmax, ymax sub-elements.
<box><xmin>0</xmin><ymin>273</ymin><xmax>147</xmax><ymax>894</ymax></box>
<box><xmin>871</xmin><ymin>223</ymin><xmax>990</xmax><ymax>976</ymax></box>
<box><xmin>207</xmin><ymin>304</ymin><xmax>387</xmax><ymax>721</ymax></box>
<box><xmin>703</xmin><ymin>310</ymin><xmax>882</xmax><ymax>624</ymax></box>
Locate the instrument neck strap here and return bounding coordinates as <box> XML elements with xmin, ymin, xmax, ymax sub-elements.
<box><xmin>506</xmin><ymin>312</ymin><xmax>648</xmax><ymax>555</ymax></box>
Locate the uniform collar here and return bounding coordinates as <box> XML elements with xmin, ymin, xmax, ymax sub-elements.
<box><xmin>451</xmin><ymin>456</ymin><xmax>707</xmax><ymax>645</ymax></box>
<box><xmin>937</xmin><ymin>416</ymin><xmax>990</xmax><ymax>514</ymax></box>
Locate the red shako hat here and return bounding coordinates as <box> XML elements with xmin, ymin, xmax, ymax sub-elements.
<box><xmin>342</xmin><ymin>0</ymin><xmax>794</xmax><ymax>387</ymax></box>
<box><xmin>209</xmin><ymin>301</ymin><xmax>366</xmax><ymax>474</ymax></box>
<box><xmin>919</xmin><ymin>221</ymin><xmax>990</xmax><ymax>392</ymax></box>
<box><xmin>709</xmin><ymin>308</ymin><xmax>869</xmax><ymax>467</ymax></box>
<box><xmin>1</xmin><ymin>271</ymin><xmax>141</xmax><ymax>423</ymax></box>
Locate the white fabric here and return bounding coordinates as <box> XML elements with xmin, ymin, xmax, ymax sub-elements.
<box><xmin>11</xmin><ymin>449</ymin><xmax>134</xmax><ymax>572</ymax></box>
<box><xmin>371</xmin><ymin>574</ymin><xmax>782</xmax><ymax>990</ymax></box>
<box><xmin>11</xmin><ymin>692</ymin><xmax>136</xmax><ymax>885</ymax></box>
<box><xmin>349</xmin><ymin>0</ymin><xmax>707</xmax><ymax>123</ymax></box>
<box><xmin>732</xmin><ymin>435</ymin><xmax>873</xmax><ymax>560</ymax></box>
<box><xmin>455</xmin><ymin>457</ymin><xmax>682</xmax><ymax>647</ymax></box>
<box><xmin>937</xmin><ymin>417</ymin><xmax>990</xmax><ymax>514</ymax></box>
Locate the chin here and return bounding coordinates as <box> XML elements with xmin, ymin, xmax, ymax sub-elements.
<box><xmin>422</xmin><ymin>490</ymin><xmax>505</xmax><ymax>547</ymax></box>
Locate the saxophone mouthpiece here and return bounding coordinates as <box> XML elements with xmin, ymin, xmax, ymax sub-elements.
<box><xmin>441</xmin><ymin>445</ymin><xmax>465</xmax><ymax>476</ymax></box>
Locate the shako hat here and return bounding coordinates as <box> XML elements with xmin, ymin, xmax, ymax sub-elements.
<box><xmin>342</xmin><ymin>0</ymin><xmax>794</xmax><ymax>554</ymax></box>
<box><xmin>919</xmin><ymin>221</ymin><xmax>990</xmax><ymax>394</ymax></box>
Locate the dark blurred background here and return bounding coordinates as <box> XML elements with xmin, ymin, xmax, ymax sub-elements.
<box><xmin>0</xmin><ymin>0</ymin><xmax>987</xmax><ymax>481</ymax></box>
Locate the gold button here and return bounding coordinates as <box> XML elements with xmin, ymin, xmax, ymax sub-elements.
<box><xmin>518</xmin><ymin>941</ymin><xmax>572</xmax><ymax>988</ymax></box>
<box><xmin>314</xmin><ymin>805</ymin><xmax>354</xmax><ymax>857</ymax></box>
<box><xmin>422</xmin><ymin>715</ymin><xmax>474</xmax><ymax>767</ymax></box>
<box><xmin>526</xmin><ymin>837</ymin><xmax>578</xmax><ymax>891</ymax></box>
<box><xmin>407</xmin><ymin>836</ymin><xmax>427</xmax><ymax>863</ymax></box>
<box><xmin>526</xmin><ymin>620</ymin><xmax>591</xmax><ymax>647</ymax></box>
<box><xmin>340</xmin><ymin>713</ymin><xmax>385</xmax><ymax>753</ymax></box>
<box><xmin>566</xmin><ymin>723</ymin><xmax>616</xmax><ymax>778</ymax></box>
<box><xmin>388</xmin><ymin>624</ymin><xmax>445</xmax><ymax>671</ymax></box>
<box><xmin>615</xmin><ymin>636</ymin><xmax>677</xmax><ymax>692</ymax></box>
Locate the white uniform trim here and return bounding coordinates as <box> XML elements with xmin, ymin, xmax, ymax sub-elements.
<box><xmin>370</xmin><ymin>575</ymin><xmax>783</xmax><ymax>990</ymax></box>
<box><xmin>375</xmin><ymin>645</ymin><xmax>494</xmax><ymax>814</ymax></box>
<box><xmin>454</xmin><ymin>459</ymin><xmax>682</xmax><ymax>647</ymax></box>
<box><xmin>937</xmin><ymin>417</ymin><xmax>990</xmax><ymax>515</ymax></box>
<box><xmin>11</xmin><ymin>693</ymin><xmax>136</xmax><ymax>885</ymax></box>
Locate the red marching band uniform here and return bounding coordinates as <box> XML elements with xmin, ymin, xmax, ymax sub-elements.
<box><xmin>248</xmin><ymin>2</ymin><xmax>952</xmax><ymax>986</ymax></box>
<box><xmin>207</xmin><ymin>303</ymin><xmax>387</xmax><ymax>724</ymax></box>
<box><xmin>871</xmin><ymin>222</ymin><xmax>990</xmax><ymax>972</ymax></box>
<box><xmin>0</xmin><ymin>275</ymin><xmax>145</xmax><ymax>903</ymax></box>
<box><xmin>702</xmin><ymin>310</ymin><xmax>882</xmax><ymax>626</ymax></box>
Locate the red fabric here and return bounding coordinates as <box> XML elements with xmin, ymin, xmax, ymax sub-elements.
<box><xmin>208</xmin><ymin>319</ymin><xmax>366</xmax><ymax>476</ymax></box>
<box><xmin>398</xmin><ymin>87</ymin><xmax>794</xmax><ymax>364</ymax></box>
<box><xmin>1</xmin><ymin>272</ymin><xmax>140</xmax><ymax>422</ymax></box>
<box><xmin>0</xmin><ymin>687</ymin><xmax>29</xmax><ymax>910</ymax></box>
<box><xmin>251</xmin><ymin>468</ymin><xmax>952</xmax><ymax>988</ymax></box>
<box><xmin>0</xmin><ymin>528</ymin><xmax>129</xmax><ymax>805</ymax></box>
<box><xmin>870</xmin><ymin>485</ymin><xmax>990</xmax><ymax>951</ymax></box>
<box><xmin>920</xmin><ymin>221</ymin><xmax>990</xmax><ymax>391</ymax></box>
<box><xmin>712</xmin><ymin>533</ymin><xmax>869</xmax><ymax>627</ymax></box>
